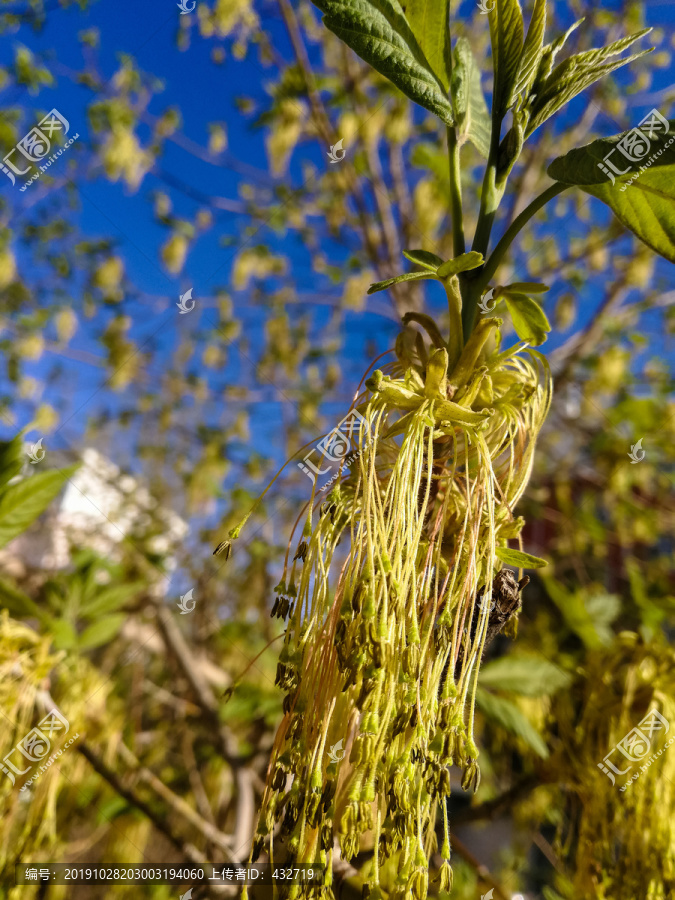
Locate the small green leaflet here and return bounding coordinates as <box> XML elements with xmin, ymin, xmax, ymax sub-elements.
<box><xmin>496</xmin><ymin>547</ymin><xmax>548</xmax><ymax>568</ymax></box>
<box><xmin>402</xmin><ymin>249</ymin><xmax>444</xmax><ymax>271</ymax></box>
<box><xmin>312</xmin><ymin>0</ymin><xmax>455</xmax><ymax>126</ymax></box>
<box><xmin>402</xmin><ymin>0</ymin><xmax>451</xmax><ymax>91</ymax></box>
<box><xmin>503</xmin><ymin>293</ymin><xmax>551</xmax><ymax>345</ymax></box>
<box><xmin>526</xmin><ymin>28</ymin><xmax>652</xmax><ymax>137</ymax></box>
<box><xmin>509</xmin><ymin>0</ymin><xmax>546</xmax><ymax>107</ymax></box>
<box><xmin>488</xmin><ymin>0</ymin><xmax>524</xmax><ymax>119</ymax></box>
<box><xmin>451</xmin><ymin>37</ymin><xmax>491</xmax><ymax>159</ymax></box>
<box><xmin>479</xmin><ymin>654</ymin><xmax>571</xmax><ymax>696</ymax></box>
<box><xmin>476</xmin><ymin>687</ymin><xmax>549</xmax><ymax>758</ymax></box>
<box><xmin>0</xmin><ymin>433</ymin><xmax>25</xmax><ymax>489</ymax></box>
<box><xmin>507</xmin><ymin>281</ymin><xmax>549</xmax><ymax>293</ymax></box>
<box><xmin>368</xmin><ymin>270</ymin><xmax>435</xmax><ymax>294</ymax></box>
<box><xmin>548</xmin><ymin>120</ymin><xmax>675</xmax><ymax>263</ymax></box>
<box><xmin>436</xmin><ymin>251</ymin><xmax>484</xmax><ymax>278</ymax></box>
<box><xmin>0</xmin><ymin>464</ymin><xmax>79</xmax><ymax>550</ymax></box>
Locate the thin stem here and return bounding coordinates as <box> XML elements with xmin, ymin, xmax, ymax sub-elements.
<box><xmin>442</xmin><ymin>275</ymin><xmax>464</xmax><ymax>370</ymax></box>
<box><xmin>447</xmin><ymin>126</ymin><xmax>465</xmax><ymax>257</ymax></box>
<box><xmin>463</xmin><ymin>182</ymin><xmax>570</xmax><ymax>338</ymax></box>
<box><xmin>478</xmin><ymin>182</ymin><xmax>571</xmax><ymax>292</ymax></box>
<box><xmin>471</xmin><ymin>113</ymin><xmax>504</xmax><ymax>260</ymax></box>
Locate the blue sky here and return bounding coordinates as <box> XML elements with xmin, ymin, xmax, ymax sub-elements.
<box><xmin>1</xmin><ymin>0</ymin><xmax>673</xmax><ymax>474</ymax></box>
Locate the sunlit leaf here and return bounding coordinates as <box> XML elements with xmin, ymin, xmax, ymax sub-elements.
<box><xmin>476</xmin><ymin>687</ymin><xmax>549</xmax><ymax>758</ymax></box>
<box><xmin>496</xmin><ymin>546</ymin><xmax>548</xmax><ymax>568</ymax></box>
<box><xmin>312</xmin><ymin>0</ymin><xmax>455</xmax><ymax>125</ymax></box>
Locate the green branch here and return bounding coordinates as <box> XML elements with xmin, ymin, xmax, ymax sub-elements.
<box><xmin>478</xmin><ymin>182</ymin><xmax>571</xmax><ymax>293</ymax></box>
<box><xmin>447</xmin><ymin>126</ymin><xmax>465</xmax><ymax>257</ymax></box>
<box><xmin>461</xmin><ymin>182</ymin><xmax>571</xmax><ymax>338</ymax></box>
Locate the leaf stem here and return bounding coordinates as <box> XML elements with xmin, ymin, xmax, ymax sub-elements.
<box><xmin>478</xmin><ymin>182</ymin><xmax>571</xmax><ymax>292</ymax></box>
<box><xmin>442</xmin><ymin>275</ymin><xmax>464</xmax><ymax>370</ymax></box>
<box><xmin>463</xmin><ymin>182</ymin><xmax>570</xmax><ymax>337</ymax></box>
<box><xmin>447</xmin><ymin>126</ymin><xmax>465</xmax><ymax>256</ymax></box>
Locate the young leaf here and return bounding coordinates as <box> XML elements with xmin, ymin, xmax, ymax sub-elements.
<box><xmin>0</xmin><ymin>465</ymin><xmax>79</xmax><ymax>549</ymax></box>
<box><xmin>503</xmin><ymin>293</ymin><xmax>551</xmax><ymax>345</ymax></box>
<box><xmin>312</xmin><ymin>0</ymin><xmax>455</xmax><ymax>126</ymax></box>
<box><xmin>476</xmin><ymin>687</ymin><xmax>549</xmax><ymax>758</ymax></box>
<box><xmin>0</xmin><ymin>573</ymin><xmax>51</xmax><ymax>623</ymax></box>
<box><xmin>402</xmin><ymin>249</ymin><xmax>444</xmax><ymax>271</ymax></box>
<box><xmin>548</xmin><ymin>123</ymin><xmax>675</xmax><ymax>263</ymax></box>
<box><xmin>488</xmin><ymin>0</ymin><xmax>524</xmax><ymax>119</ymax></box>
<box><xmin>81</xmin><ymin>582</ymin><xmax>146</xmax><ymax>617</ymax></box>
<box><xmin>452</xmin><ymin>37</ymin><xmax>491</xmax><ymax>159</ymax></box>
<box><xmin>479</xmin><ymin>655</ymin><xmax>571</xmax><ymax>696</ymax></box>
<box><xmin>436</xmin><ymin>251</ymin><xmax>484</xmax><ymax>278</ymax></box>
<box><xmin>526</xmin><ymin>29</ymin><xmax>653</xmax><ymax>137</ymax></box>
<box><xmin>368</xmin><ymin>270</ymin><xmax>436</xmax><ymax>294</ymax></box>
<box><xmin>0</xmin><ymin>433</ymin><xmax>25</xmax><ymax>489</ymax></box>
<box><xmin>78</xmin><ymin>613</ymin><xmax>127</xmax><ymax>651</ymax></box>
<box><xmin>403</xmin><ymin>0</ymin><xmax>451</xmax><ymax>91</ymax></box>
<box><xmin>496</xmin><ymin>546</ymin><xmax>548</xmax><ymax>568</ymax></box>
<box><xmin>509</xmin><ymin>0</ymin><xmax>546</xmax><ymax>106</ymax></box>
<box><xmin>507</xmin><ymin>281</ymin><xmax>549</xmax><ymax>293</ymax></box>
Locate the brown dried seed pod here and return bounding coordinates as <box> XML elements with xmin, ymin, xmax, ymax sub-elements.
<box><xmin>293</xmin><ymin>540</ymin><xmax>309</xmax><ymax>562</ymax></box>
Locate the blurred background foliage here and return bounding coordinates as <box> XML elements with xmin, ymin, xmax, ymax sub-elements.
<box><xmin>0</xmin><ymin>0</ymin><xmax>673</xmax><ymax>897</ymax></box>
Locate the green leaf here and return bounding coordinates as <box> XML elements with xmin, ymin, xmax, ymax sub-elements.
<box><xmin>402</xmin><ymin>249</ymin><xmax>444</xmax><ymax>271</ymax></box>
<box><xmin>312</xmin><ymin>0</ymin><xmax>455</xmax><ymax>125</ymax></box>
<box><xmin>81</xmin><ymin>582</ymin><xmax>145</xmax><ymax>617</ymax></box>
<box><xmin>0</xmin><ymin>465</ymin><xmax>79</xmax><ymax>549</ymax></box>
<box><xmin>436</xmin><ymin>251</ymin><xmax>484</xmax><ymax>278</ymax></box>
<box><xmin>51</xmin><ymin>619</ymin><xmax>79</xmax><ymax>651</ymax></box>
<box><xmin>496</xmin><ymin>546</ymin><xmax>548</xmax><ymax>568</ymax></box>
<box><xmin>368</xmin><ymin>270</ymin><xmax>435</xmax><ymax>294</ymax></box>
<box><xmin>0</xmin><ymin>573</ymin><xmax>51</xmax><ymax>623</ymax></box>
<box><xmin>541</xmin><ymin>576</ymin><xmax>608</xmax><ymax>649</ymax></box>
<box><xmin>503</xmin><ymin>293</ymin><xmax>551</xmax><ymax>345</ymax></box>
<box><xmin>479</xmin><ymin>655</ymin><xmax>571</xmax><ymax>696</ymax></box>
<box><xmin>548</xmin><ymin>122</ymin><xmax>675</xmax><ymax>262</ymax></box>
<box><xmin>526</xmin><ymin>29</ymin><xmax>652</xmax><ymax>137</ymax></box>
<box><xmin>403</xmin><ymin>0</ymin><xmax>451</xmax><ymax>90</ymax></box>
<box><xmin>452</xmin><ymin>37</ymin><xmax>491</xmax><ymax>159</ymax></box>
<box><xmin>476</xmin><ymin>688</ymin><xmax>549</xmax><ymax>758</ymax></box>
<box><xmin>509</xmin><ymin>0</ymin><xmax>546</xmax><ymax>105</ymax></box>
<box><xmin>0</xmin><ymin>433</ymin><xmax>25</xmax><ymax>489</ymax></box>
<box><xmin>78</xmin><ymin>613</ymin><xmax>126</xmax><ymax>651</ymax></box>
<box><xmin>506</xmin><ymin>281</ymin><xmax>549</xmax><ymax>293</ymax></box>
<box><xmin>488</xmin><ymin>0</ymin><xmax>524</xmax><ymax>118</ymax></box>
